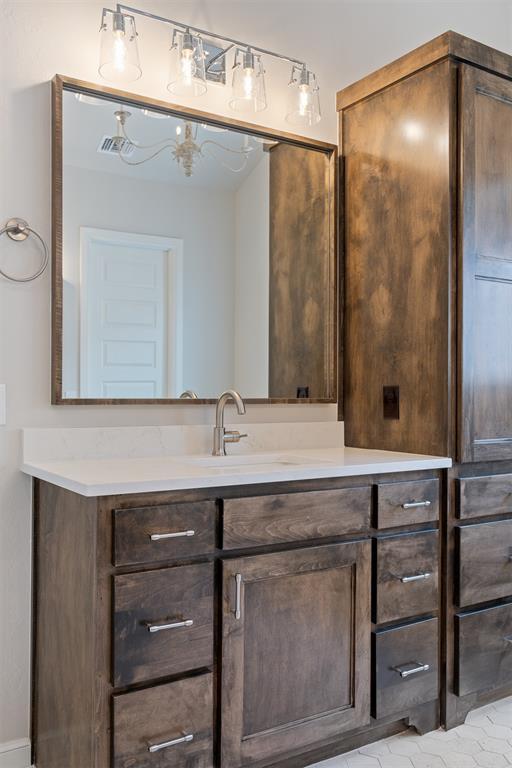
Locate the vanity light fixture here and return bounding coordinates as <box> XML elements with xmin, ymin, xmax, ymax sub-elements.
<box><xmin>98</xmin><ymin>4</ymin><xmax>321</xmax><ymax>123</ymax></box>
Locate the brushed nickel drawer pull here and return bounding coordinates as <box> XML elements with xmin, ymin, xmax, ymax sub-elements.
<box><xmin>401</xmin><ymin>500</ymin><xmax>432</xmax><ymax>510</ymax></box>
<box><xmin>394</xmin><ymin>662</ymin><xmax>430</xmax><ymax>678</ymax></box>
<box><xmin>234</xmin><ymin>573</ymin><xmax>242</xmax><ymax>620</ymax></box>
<box><xmin>400</xmin><ymin>573</ymin><xmax>432</xmax><ymax>583</ymax></box>
<box><xmin>150</xmin><ymin>530</ymin><xmax>195</xmax><ymax>541</ymax></box>
<box><xmin>148</xmin><ymin>733</ymin><xmax>194</xmax><ymax>752</ymax></box>
<box><xmin>147</xmin><ymin>619</ymin><xmax>194</xmax><ymax>634</ymax></box>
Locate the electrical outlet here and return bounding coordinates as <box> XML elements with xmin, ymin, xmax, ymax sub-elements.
<box><xmin>0</xmin><ymin>385</ymin><xmax>5</xmax><ymax>426</ymax></box>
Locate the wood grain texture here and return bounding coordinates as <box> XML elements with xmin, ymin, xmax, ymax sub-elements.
<box><xmin>268</xmin><ymin>143</ymin><xmax>337</xmax><ymax>400</ymax></box>
<box><xmin>459</xmin><ymin>65</ymin><xmax>512</xmax><ymax>462</ymax></box>
<box><xmin>221</xmin><ymin>541</ymin><xmax>371</xmax><ymax>768</ymax></box>
<box><xmin>376</xmin><ymin>479</ymin><xmax>439</xmax><ymax>529</ymax></box>
<box><xmin>222</xmin><ymin>486</ymin><xmax>371</xmax><ymax>549</ymax></box>
<box><xmin>113</xmin><ymin>563</ymin><xmax>214</xmax><ymax>686</ymax></box>
<box><xmin>456</xmin><ymin>519</ymin><xmax>512</xmax><ymax>607</ymax></box>
<box><xmin>52</xmin><ymin>75</ymin><xmax>336</xmax><ymax>406</ymax></box>
<box><xmin>456</xmin><ymin>602</ymin><xmax>512</xmax><ymax>696</ymax></box>
<box><xmin>113</xmin><ymin>673</ymin><xmax>213</xmax><ymax>768</ymax></box>
<box><xmin>458</xmin><ymin>473</ymin><xmax>512</xmax><ymax>519</ymax></box>
<box><xmin>343</xmin><ymin>60</ymin><xmax>453</xmax><ymax>457</ymax></box>
<box><xmin>374</xmin><ymin>530</ymin><xmax>439</xmax><ymax>624</ymax></box>
<box><xmin>113</xmin><ymin>501</ymin><xmax>217</xmax><ymax>566</ymax></box>
<box><xmin>373</xmin><ymin>617</ymin><xmax>439</xmax><ymax>720</ymax></box>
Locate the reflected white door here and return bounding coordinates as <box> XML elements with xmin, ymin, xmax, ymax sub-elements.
<box><xmin>80</xmin><ymin>228</ymin><xmax>183</xmax><ymax>398</ymax></box>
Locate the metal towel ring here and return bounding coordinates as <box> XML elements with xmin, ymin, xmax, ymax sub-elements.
<box><xmin>0</xmin><ymin>218</ymin><xmax>49</xmax><ymax>283</ymax></box>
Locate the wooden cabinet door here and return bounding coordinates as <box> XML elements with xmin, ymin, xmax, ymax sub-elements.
<box><xmin>220</xmin><ymin>541</ymin><xmax>371</xmax><ymax>768</ymax></box>
<box><xmin>460</xmin><ymin>65</ymin><xmax>512</xmax><ymax>462</ymax></box>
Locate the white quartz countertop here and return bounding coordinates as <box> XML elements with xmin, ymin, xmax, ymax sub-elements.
<box><xmin>22</xmin><ymin>446</ymin><xmax>452</xmax><ymax>497</ymax></box>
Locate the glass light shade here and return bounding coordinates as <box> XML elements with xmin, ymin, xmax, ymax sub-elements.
<box><xmin>286</xmin><ymin>68</ymin><xmax>321</xmax><ymax>127</ymax></box>
<box><xmin>167</xmin><ymin>30</ymin><xmax>207</xmax><ymax>97</ymax></box>
<box><xmin>229</xmin><ymin>50</ymin><xmax>267</xmax><ymax>113</ymax></box>
<box><xmin>99</xmin><ymin>11</ymin><xmax>142</xmax><ymax>83</ymax></box>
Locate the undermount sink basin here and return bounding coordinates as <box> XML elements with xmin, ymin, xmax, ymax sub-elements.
<box><xmin>179</xmin><ymin>453</ymin><xmax>333</xmax><ymax>469</ymax></box>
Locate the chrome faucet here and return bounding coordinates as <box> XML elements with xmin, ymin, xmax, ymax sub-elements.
<box><xmin>212</xmin><ymin>390</ymin><xmax>248</xmax><ymax>456</ymax></box>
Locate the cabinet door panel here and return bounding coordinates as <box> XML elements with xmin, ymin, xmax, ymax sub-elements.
<box><xmin>460</xmin><ymin>65</ymin><xmax>512</xmax><ymax>462</ymax></box>
<box><xmin>220</xmin><ymin>541</ymin><xmax>371</xmax><ymax>768</ymax></box>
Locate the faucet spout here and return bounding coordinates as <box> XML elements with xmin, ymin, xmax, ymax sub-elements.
<box><xmin>213</xmin><ymin>390</ymin><xmax>247</xmax><ymax>456</ymax></box>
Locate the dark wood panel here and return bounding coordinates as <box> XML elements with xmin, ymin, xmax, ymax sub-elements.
<box><xmin>113</xmin><ymin>501</ymin><xmax>217</xmax><ymax>566</ymax></box>
<box><xmin>113</xmin><ymin>673</ymin><xmax>213</xmax><ymax>768</ymax></box>
<box><xmin>113</xmin><ymin>563</ymin><xmax>213</xmax><ymax>686</ymax></box>
<box><xmin>457</xmin><ymin>519</ymin><xmax>512</xmax><ymax>606</ymax></box>
<box><xmin>221</xmin><ymin>542</ymin><xmax>371</xmax><ymax>768</ymax></box>
<box><xmin>456</xmin><ymin>603</ymin><xmax>512</xmax><ymax>696</ymax></box>
<box><xmin>222</xmin><ymin>486</ymin><xmax>371</xmax><ymax>549</ymax></box>
<box><xmin>458</xmin><ymin>473</ymin><xmax>512</xmax><ymax>519</ymax></box>
<box><xmin>373</xmin><ymin>618</ymin><xmax>439</xmax><ymax>719</ymax></box>
<box><xmin>374</xmin><ymin>530</ymin><xmax>439</xmax><ymax>624</ymax></box>
<box><xmin>376</xmin><ymin>479</ymin><xmax>439</xmax><ymax>529</ymax></box>
<box><xmin>343</xmin><ymin>61</ymin><xmax>453</xmax><ymax>457</ymax></box>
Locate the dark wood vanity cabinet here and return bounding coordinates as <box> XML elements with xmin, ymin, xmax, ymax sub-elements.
<box><xmin>338</xmin><ymin>31</ymin><xmax>512</xmax><ymax>727</ymax></box>
<box><xmin>32</xmin><ymin>469</ymin><xmax>442</xmax><ymax>768</ymax></box>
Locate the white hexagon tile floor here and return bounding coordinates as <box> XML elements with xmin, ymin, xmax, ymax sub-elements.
<box><xmin>307</xmin><ymin>696</ymin><xmax>512</xmax><ymax>768</ymax></box>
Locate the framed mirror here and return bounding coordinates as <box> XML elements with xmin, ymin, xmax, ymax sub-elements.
<box><xmin>52</xmin><ymin>75</ymin><xmax>337</xmax><ymax>404</ymax></box>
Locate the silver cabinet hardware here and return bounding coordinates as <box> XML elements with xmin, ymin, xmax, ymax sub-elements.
<box><xmin>400</xmin><ymin>573</ymin><xmax>432</xmax><ymax>583</ymax></box>
<box><xmin>401</xmin><ymin>500</ymin><xmax>432</xmax><ymax>510</ymax></box>
<box><xmin>148</xmin><ymin>733</ymin><xmax>194</xmax><ymax>753</ymax></box>
<box><xmin>150</xmin><ymin>530</ymin><xmax>195</xmax><ymax>541</ymax></box>
<box><xmin>504</xmin><ymin>635</ymin><xmax>512</xmax><ymax>645</ymax></box>
<box><xmin>234</xmin><ymin>573</ymin><xmax>242</xmax><ymax>620</ymax></box>
<box><xmin>147</xmin><ymin>619</ymin><xmax>194</xmax><ymax>634</ymax></box>
<box><xmin>394</xmin><ymin>662</ymin><xmax>430</xmax><ymax>678</ymax></box>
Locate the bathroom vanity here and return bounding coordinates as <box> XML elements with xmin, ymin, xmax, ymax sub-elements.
<box><xmin>25</xmin><ymin>431</ymin><xmax>450</xmax><ymax>768</ymax></box>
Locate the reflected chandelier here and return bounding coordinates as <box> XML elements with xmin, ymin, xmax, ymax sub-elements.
<box><xmin>98</xmin><ymin>4</ymin><xmax>321</xmax><ymax>127</ymax></box>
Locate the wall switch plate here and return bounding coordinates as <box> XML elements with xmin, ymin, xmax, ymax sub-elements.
<box><xmin>0</xmin><ymin>385</ymin><xmax>5</xmax><ymax>425</ymax></box>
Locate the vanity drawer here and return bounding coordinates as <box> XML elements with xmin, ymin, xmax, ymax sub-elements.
<box><xmin>456</xmin><ymin>603</ymin><xmax>512</xmax><ymax>696</ymax></box>
<box><xmin>374</xmin><ymin>530</ymin><xmax>438</xmax><ymax>624</ymax></box>
<box><xmin>458</xmin><ymin>473</ymin><xmax>512</xmax><ymax>519</ymax></box>
<box><xmin>113</xmin><ymin>672</ymin><xmax>213</xmax><ymax>768</ymax></box>
<box><xmin>372</xmin><ymin>617</ymin><xmax>439</xmax><ymax>719</ymax></box>
<box><xmin>457</xmin><ymin>519</ymin><xmax>512</xmax><ymax>607</ymax></box>
<box><xmin>222</xmin><ymin>487</ymin><xmax>371</xmax><ymax>549</ymax></box>
<box><xmin>376</xmin><ymin>479</ymin><xmax>439</xmax><ymax>529</ymax></box>
<box><xmin>113</xmin><ymin>501</ymin><xmax>217</xmax><ymax>566</ymax></box>
<box><xmin>113</xmin><ymin>563</ymin><xmax>213</xmax><ymax>687</ymax></box>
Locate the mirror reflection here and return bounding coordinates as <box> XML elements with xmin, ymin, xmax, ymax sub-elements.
<box><xmin>60</xmin><ymin>87</ymin><xmax>334</xmax><ymax>401</ymax></box>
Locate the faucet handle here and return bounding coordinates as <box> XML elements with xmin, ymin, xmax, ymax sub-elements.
<box><xmin>224</xmin><ymin>430</ymin><xmax>248</xmax><ymax>444</ymax></box>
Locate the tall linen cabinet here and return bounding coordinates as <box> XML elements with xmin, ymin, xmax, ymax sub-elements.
<box><xmin>339</xmin><ymin>31</ymin><xmax>512</xmax><ymax>727</ymax></box>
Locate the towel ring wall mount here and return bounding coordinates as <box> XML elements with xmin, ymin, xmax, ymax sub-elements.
<box><xmin>0</xmin><ymin>218</ymin><xmax>49</xmax><ymax>282</ymax></box>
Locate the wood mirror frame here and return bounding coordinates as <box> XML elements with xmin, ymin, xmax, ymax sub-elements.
<box><xmin>52</xmin><ymin>75</ymin><xmax>338</xmax><ymax>405</ymax></box>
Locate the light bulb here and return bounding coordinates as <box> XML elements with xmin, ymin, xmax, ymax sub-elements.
<box><xmin>243</xmin><ymin>67</ymin><xmax>255</xmax><ymax>98</ymax></box>
<box><xmin>298</xmin><ymin>83</ymin><xmax>311</xmax><ymax>116</ymax></box>
<box><xmin>180</xmin><ymin>44</ymin><xmax>196</xmax><ymax>84</ymax></box>
<box><xmin>112</xmin><ymin>31</ymin><xmax>127</xmax><ymax>74</ymax></box>
<box><xmin>176</xmin><ymin>125</ymin><xmax>182</xmax><ymax>136</ymax></box>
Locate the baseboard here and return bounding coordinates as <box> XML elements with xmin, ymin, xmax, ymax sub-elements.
<box><xmin>0</xmin><ymin>739</ymin><xmax>31</xmax><ymax>768</ymax></box>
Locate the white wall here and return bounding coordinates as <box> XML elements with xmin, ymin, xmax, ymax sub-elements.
<box><xmin>62</xmin><ymin>164</ymin><xmax>237</xmax><ymax>397</ymax></box>
<box><xmin>1</xmin><ymin>0</ymin><xmax>512</xmax><ymax>757</ymax></box>
<box><xmin>234</xmin><ymin>155</ymin><xmax>270</xmax><ymax>396</ymax></box>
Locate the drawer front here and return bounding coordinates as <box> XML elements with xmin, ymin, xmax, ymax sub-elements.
<box><xmin>222</xmin><ymin>487</ymin><xmax>371</xmax><ymax>549</ymax></box>
<box><xmin>457</xmin><ymin>519</ymin><xmax>512</xmax><ymax>607</ymax></box>
<box><xmin>374</xmin><ymin>530</ymin><xmax>439</xmax><ymax>624</ymax></box>
<box><xmin>372</xmin><ymin>617</ymin><xmax>439</xmax><ymax>719</ymax></box>
<box><xmin>459</xmin><ymin>473</ymin><xmax>512</xmax><ymax>519</ymax></box>
<box><xmin>114</xmin><ymin>501</ymin><xmax>216</xmax><ymax>566</ymax></box>
<box><xmin>113</xmin><ymin>563</ymin><xmax>214</xmax><ymax>686</ymax></box>
<box><xmin>376</xmin><ymin>479</ymin><xmax>439</xmax><ymax>529</ymax></box>
<box><xmin>113</xmin><ymin>673</ymin><xmax>213</xmax><ymax>768</ymax></box>
<box><xmin>456</xmin><ymin>603</ymin><xmax>512</xmax><ymax>696</ymax></box>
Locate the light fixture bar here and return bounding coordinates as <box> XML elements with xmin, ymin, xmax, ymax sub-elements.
<box><xmin>115</xmin><ymin>3</ymin><xmax>306</xmax><ymax>68</ymax></box>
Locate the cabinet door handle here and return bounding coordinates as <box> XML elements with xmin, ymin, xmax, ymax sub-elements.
<box><xmin>504</xmin><ymin>635</ymin><xmax>512</xmax><ymax>645</ymax></box>
<box><xmin>147</xmin><ymin>619</ymin><xmax>194</xmax><ymax>634</ymax></box>
<box><xmin>148</xmin><ymin>733</ymin><xmax>194</xmax><ymax>753</ymax></box>
<box><xmin>394</xmin><ymin>662</ymin><xmax>430</xmax><ymax>678</ymax></box>
<box><xmin>234</xmin><ymin>573</ymin><xmax>242</xmax><ymax>620</ymax></box>
<box><xmin>400</xmin><ymin>573</ymin><xmax>432</xmax><ymax>583</ymax></box>
<box><xmin>401</xmin><ymin>500</ymin><xmax>431</xmax><ymax>510</ymax></box>
<box><xmin>150</xmin><ymin>530</ymin><xmax>195</xmax><ymax>541</ymax></box>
